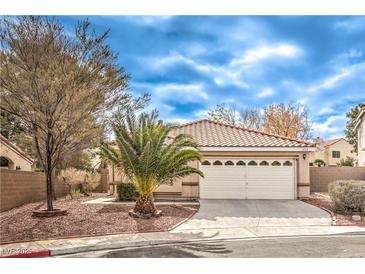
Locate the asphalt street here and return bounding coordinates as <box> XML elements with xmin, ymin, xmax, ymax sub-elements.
<box><xmin>58</xmin><ymin>235</ymin><xmax>365</xmax><ymax>258</ymax></box>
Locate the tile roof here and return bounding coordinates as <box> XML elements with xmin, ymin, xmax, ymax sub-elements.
<box><xmin>323</xmin><ymin>138</ymin><xmax>344</xmax><ymax>147</ymax></box>
<box><xmin>169</xmin><ymin>119</ymin><xmax>313</xmax><ymax>148</ymax></box>
<box><xmin>0</xmin><ymin>134</ymin><xmax>34</xmax><ymax>163</ymax></box>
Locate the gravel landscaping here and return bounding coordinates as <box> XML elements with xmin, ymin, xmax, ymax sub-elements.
<box><xmin>0</xmin><ymin>194</ymin><xmax>199</xmax><ymax>244</ymax></box>
<box><xmin>302</xmin><ymin>193</ymin><xmax>365</xmax><ymax>226</ymax></box>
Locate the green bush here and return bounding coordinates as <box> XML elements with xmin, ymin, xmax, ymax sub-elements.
<box><xmin>313</xmin><ymin>159</ymin><xmax>325</xmax><ymax>167</ymax></box>
<box><xmin>328</xmin><ymin>180</ymin><xmax>365</xmax><ymax>213</ymax></box>
<box><xmin>117</xmin><ymin>183</ymin><xmax>138</xmax><ymax>201</ymax></box>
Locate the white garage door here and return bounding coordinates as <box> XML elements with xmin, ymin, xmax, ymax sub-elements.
<box><xmin>200</xmin><ymin>159</ymin><xmax>295</xmax><ymax>199</ymax></box>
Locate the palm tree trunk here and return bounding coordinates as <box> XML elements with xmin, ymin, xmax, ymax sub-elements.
<box><xmin>132</xmin><ymin>195</ymin><xmax>160</xmax><ymax>218</ymax></box>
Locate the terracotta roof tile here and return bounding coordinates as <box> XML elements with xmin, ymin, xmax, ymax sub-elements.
<box><xmin>0</xmin><ymin>134</ymin><xmax>34</xmax><ymax>163</ymax></box>
<box><xmin>323</xmin><ymin>138</ymin><xmax>344</xmax><ymax>147</ymax></box>
<box><xmin>169</xmin><ymin>119</ymin><xmax>313</xmax><ymax>148</ymax></box>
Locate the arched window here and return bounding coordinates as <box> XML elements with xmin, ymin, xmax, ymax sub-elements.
<box><xmin>201</xmin><ymin>160</ymin><xmax>211</xmax><ymax>166</ymax></box>
<box><xmin>0</xmin><ymin>156</ymin><xmax>9</xmax><ymax>168</ymax></box>
<box><xmin>248</xmin><ymin>160</ymin><xmax>257</xmax><ymax>166</ymax></box>
<box><xmin>236</xmin><ymin>160</ymin><xmax>246</xmax><ymax>166</ymax></box>
<box><xmin>260</xmin><ymin>160</ymin><xmax>269</xmax><ymax>166</ymax></box>
<box><xmin>271</xmin><ymin>161</ymin><xmax>281</xmax><ymax>166</ymax></box>
<box><xmin>225</xmin><ymin>160</ymin><xmax>234</xmax><ymax>166</ymax></box>
<box><xmin>283</xmin><ymin>160</ymin><xmax>293</xmax><ymax>166</ymax></box>
<box><xmin>213</xmin><ymin>160</ymin><xmax>223</xmax><ymax>166</ymax></box>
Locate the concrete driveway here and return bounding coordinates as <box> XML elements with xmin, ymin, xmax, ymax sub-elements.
<box><xmin>175</xmin><ymin>199</ymin><xmax>332</xmax><ymax>230</ymax></box>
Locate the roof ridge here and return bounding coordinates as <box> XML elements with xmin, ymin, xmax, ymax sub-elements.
<box><xmin>324</xmin><ymin>138</ymin><xmax>344</xmax><ymax>147</ymax></box>
<box><xmin>176</xmin><ymin>119</ymin><xmax>314</xmax><ymax>146</ymax></box>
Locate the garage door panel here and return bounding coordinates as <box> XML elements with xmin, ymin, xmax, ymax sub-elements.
<box><xmin>200</xmin><ymin>158</ymin><xmax>295</xmax><ymax>199</ymax></box>
<box><xmin>201</xmin><ymin>190</ymin><xmax>245</xmax><ymax>199</ymax></box>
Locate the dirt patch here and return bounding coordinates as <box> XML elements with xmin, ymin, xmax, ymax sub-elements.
<box><xmin>0</xmin><ymin>194</ymin><xmax>198</xmax><ymax>244</ymax></box>
<box><xmin>302</xmin><ymin>193</ymin><xmax>365</xmax><ymax>226</ymax></box>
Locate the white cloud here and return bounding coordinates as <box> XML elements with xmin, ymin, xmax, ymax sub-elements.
<box><xmin>230</xmin><ymin>43</ymin><xmax>300</xmax><ymax>66</ymax></box>
<box><xmin>154</xmin><ymin>83</ymin><xmax>208</xmax><ymax>102</ymax></box>
<box><xmin>146</xmin><ymin>53</ymin><xmax>249</xmax><ymax>89</ymax></box>
<box><xmin>297</xmin><ymin>97</ymin><xmax>309</xmax><ymax>105</ymax></box>
<box><xmin>348</xmin><ymin>49</ymin><xmax>363</xmax><ymax>58</ymax></box>
<box><xmin>318</xmin><ymin>107</ymin><xmax>334</xmax><ymax>115</ymax></box>
<box><xmin>307</xmin><ymin>69</ymin><xmax>351</xmax><ymax>93</ymax></box>
<box><xmin>194</xmin><ymin>109</ymin><xmax>210</xmax><ymax>118</ymax></box>
<box><xmin>167</xmin><ymin>117</ymin><xmax>190</xmax><ymax>124</ymax></box>
<box><xmin>334</xmin><ymin>17</ymin><xmax>365</xmax><ymax>32</ymax></box>
<box><xmin>312</xmin><ymin>115</ymin><xmax>346</xmax><ymax>139</ymax></box>
<box><xmin>258</xmin><ymin>88</ymin><xmax>274</xmax><ymax>98</ymax></box>
<box><xmin>161</xmin><ymin>104</ymin><xmax>175</xmax><ymax>112</ymax></box>
<box><xmin>124</xmin><ymin>16</ymin><xmax>173</xmax><ymax>26</ymax></box>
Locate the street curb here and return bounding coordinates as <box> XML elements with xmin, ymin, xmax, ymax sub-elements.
<box><xmin>50</xmin><ymin>231</ymin><xmax>365</xmax><ymax>256</ymax></box>
<box><xmin>300</xmin><ymin>199</ymin><xmax>337</xmax><ymax>225</ymax></box>
<box><xmin>0</xmin><ymin>250</ymin><xmax>50</xmax><ymax>258</ymax></box>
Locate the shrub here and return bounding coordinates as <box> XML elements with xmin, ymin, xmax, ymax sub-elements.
<box><xmin>328</xmin><ymin>180</ymin><xmax>365</xmax><ymax>213</ymax></box>
<box><xmin>313</xmin><ymin>159</ymin><xmax>325</xmax><ymax>167</ymax></box>
<box><xmin>59</xmin><ymin>168</ymin><xmax>85</xmax><ymax>198</ymax></box>
<box><xmin>336</xmin><ymin>156</ymin><xmax>355</xmax><ymax>167</ymax></box>
<box><xmin>69</xmin><ymin>189</ymin><xmax>82</xmax><ymax>199</ymax></box>
<box><xmin>117</xmin><ymin>183</ymin><xmax>138</xmax><ymax>201</ymax></box>
<box><xmin>82</xmin><ymin>171</ymin><xmax>101</xmax><ymax>194</ymax></box>
<box><xmin>59</xmin><ymin>168</ymin><xmax>100</xmax><ymax>198</ymax></box>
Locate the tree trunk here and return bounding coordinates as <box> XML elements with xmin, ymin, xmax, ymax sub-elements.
<box><xmin>46</xmin><ymin>167</ymin><xmax>54</xmax><ymax>211</ymax></box>
<box><xmin>51</xmin><ymin>169</ymin><xmax>57</xmax><ymax>200</ymax></box>
<box><xmin>45</xmin><ymin>132</ymin><xmax>54</xmax><ymax>211</ymax></box>
<box><xmin>132</xmin><ymin>195</ymin><xmax>161</xmax><ymax>218</ymax></box>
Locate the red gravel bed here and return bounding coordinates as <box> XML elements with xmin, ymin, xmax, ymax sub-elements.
<box><xmin>302</xmin><ymin>193</ymin><xmax>365</xmax><ymax>226</ymax></box>
<box><xmin>0</xmin><ymin>194</ymin><xmax>198</xmax><ymax>244</ymax></box>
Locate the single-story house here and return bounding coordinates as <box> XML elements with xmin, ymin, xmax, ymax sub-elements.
<box><xmin>355</xmin><ymin>104</ymin><xmax>365</xmax><ymax>166</ymax></box>
<box><xmin>0</xmin><ymin>134</ymin><xmax>34</xmax><ymax>171</ymax></box>
<box><xmin>308</xmin><ymin>138</ymin><xmax>357</xmax><ymax>166</ymax></box>
<box><xmin>106</xmin><ymin>119</ymin><xmax>315</xmax><ymax>200</ymax></box>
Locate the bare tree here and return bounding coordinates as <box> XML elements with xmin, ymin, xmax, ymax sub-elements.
<box><xmin>239</xmin><ymin>108</ymin><xmax>263</xmax><ymax>131</ymax></box>
<box><xmin>263</xmin><ymin>102</ymin><xmax>312</xmax><ymax>140</ymax></box>
<box><xmin>207</xmin><ymin>102</ymin><xmax>312</xmax><ymax>140</ymax></box>
<box><xmin>207</xmin><ymin>103</ymin><xmax>262</xmax><ymax>130</ymax></box>
<box><xmin>0</xmin><ymin>16</ymin><xmax>133</xmax><ymax>212</ymax></box>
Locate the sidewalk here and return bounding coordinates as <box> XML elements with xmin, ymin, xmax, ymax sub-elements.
<box><xmin>1</xmin><ymin>225</ymin><xmax>365</xmax><ymax>257</ymax></box>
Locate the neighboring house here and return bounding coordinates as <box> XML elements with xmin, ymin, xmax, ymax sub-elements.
<box><xmin>0</xmin><ymin>134</ymin><xmax>34</xmax><ymax>171</ymax></box>
<box><xmin>308</xmin><ymin>138</ymin><xmax>357</xmax><ymax>166</ymax></box>
<box><xmin>355</xmin><ymin>104</ymin><xmax>365</xmax><ymax>166</ymax></box>
<box><xmin>106</xmin><ymin>119</ymin><xmax>315</xmax><ymax>199</ymax></box>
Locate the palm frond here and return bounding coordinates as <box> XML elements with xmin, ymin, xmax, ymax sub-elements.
<box><xmin>101</xmin><ymin>111</ymin><xmax>203</xmax><ymax>196</ymax></box>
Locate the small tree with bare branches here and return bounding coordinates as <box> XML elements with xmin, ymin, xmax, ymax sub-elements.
<box><xmin>0</xmin><ymin>16</ymin><xmax>133</xmax><ymax>212</ymax></box>
<box><xmin>263</xmin><ymin>102</ymin><xmax>312</xmax><ymax>140</ymax></box>
<box><xmin>207</xmin><ymin>103</ymin><xmax>262</xmax><ymax>130</ymax></box>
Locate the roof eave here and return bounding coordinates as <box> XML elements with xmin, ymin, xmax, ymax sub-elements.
<box><xmin>200</xmin><ymin>146</ymin><xmax>316</xmax><ymax>152</ymax></box>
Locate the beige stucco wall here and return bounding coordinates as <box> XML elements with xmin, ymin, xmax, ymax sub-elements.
<box><xmin>309</xmin><ymin>139</ymin><xmax>357</xmax><ymax>166</ymax></box>
<box><xmin>358</xmin><ymin>118</ymin><xmax>365</xmax><ymax>166</ymax></box>
<box><xmin>326</xmin><ymin>139</ymin><xmax>356</xmax><ymax>166</ymax></box>
<box><xmin>0</xmin><ymin>142</ymin><xmax>33</xmax><ymax>171</ymax></box>
<box><xmin>0</xmin><ymin>170</ymin><xmax>68</xmax><ymax>212</ymax></box>
<box><xmin>105</xmin><ymin>150</ymin><xmax>311</xmax><ymax>199</ymax></box>
<box><xmin>165</xmin><ymin>151</ymin><xmax>311</xmax><ymax>199</ymax></box>
<box><xmin>310</xmin><ymin>166</ymin><xmax>365</xmax><ymax>192</ymax></box>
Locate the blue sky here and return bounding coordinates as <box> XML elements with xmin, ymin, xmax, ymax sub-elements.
<box><xmin>59</xmin><ymin>16</ymin><xmax>365</xmax><ymax>139</ymax></box>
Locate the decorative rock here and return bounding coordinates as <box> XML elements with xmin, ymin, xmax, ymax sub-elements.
<box><xmin>128</xmin><ymin>209</ymin><xmax>162</xmax><ymax>219</ymax></box>
<box><xmin>352</xmin><ymin>215</ymin><xmax>362</xmax><ymax>221</ymax></box>
<box><xmin>32</xmin><ymin>209</ymin><xmax>68</xmax><ymax>217</ymax></box>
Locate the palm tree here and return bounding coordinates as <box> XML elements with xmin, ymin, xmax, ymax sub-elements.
<box><xmin>100</xmin><ymin>111</ymin><xmax>203</xmax><ymax>218</ymax></box>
